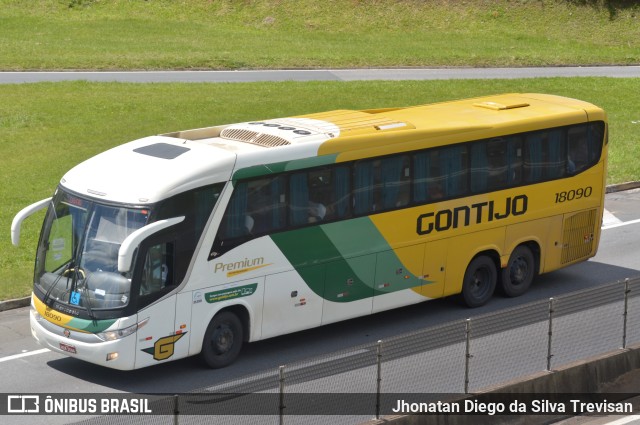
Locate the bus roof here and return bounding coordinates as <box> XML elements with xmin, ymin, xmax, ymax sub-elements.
<box><xmin>60</xmin><ymin>93</ymin><xmax>605</xmax><ymax>204</ymax></box>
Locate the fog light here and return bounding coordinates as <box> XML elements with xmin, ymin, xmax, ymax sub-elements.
<box><xmin>106</xmin><ymin>352</ymin><xmax>119</xmax><ymax>361</ymax></box>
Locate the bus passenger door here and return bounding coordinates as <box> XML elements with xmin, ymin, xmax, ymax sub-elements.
<box><xmin>134</xmin><ymin>296</ymin><xmax>177</xmax><ymax>368</ymax></box>
<box><xmin>133</xmin><ymin>241</ymin><xmax>180</xmax><ymax>369</ymax></box>
<box><xmin>261</xmin><ymin>266</ymin><xmax>324</xmax><ymax>339</ymax></box>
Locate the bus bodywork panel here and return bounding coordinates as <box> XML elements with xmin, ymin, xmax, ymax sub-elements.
<box><xmin>61</xmin><ymin>135</ymin><xmax>236</xmax><ymax>205</ymax></box>
<box><xmin>315</xmin><ymin>93</ymin><xmax>593</xmax><ymax>160</ymax></box>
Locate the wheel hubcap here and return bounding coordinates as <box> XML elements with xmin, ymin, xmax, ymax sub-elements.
<box><xmin>212</xmin><ymin>324</ymin><xmax>234</xmax><ymax>355</ymax></box>
<box><xmin>510</xmin><ymin>257</ymin><xmax>528</xmax><ymax>285</ymax></box>
<box><xmin>472</xmin><ymin>267</ymin><xmax>490</xmax><ymax>296</ymax></box>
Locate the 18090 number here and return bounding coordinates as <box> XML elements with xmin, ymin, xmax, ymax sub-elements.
<box><xmin>555</xmin><ymin>186</ymin><xmax>592</xmax><ymax>203</ymax></box>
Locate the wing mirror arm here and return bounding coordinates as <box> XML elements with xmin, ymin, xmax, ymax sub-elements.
<box><xmin>117</xmin><ymin>216</ymin><xmax>185</xmax><ymax>273</ymax></box>
<box><xmin>11</xmin><ymin>198</ymin><xmax>52</xmax><ymax>246</ymax></box>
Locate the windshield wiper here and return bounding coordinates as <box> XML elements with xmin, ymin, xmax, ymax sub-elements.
<box><xmin>42</xmin><ymin>260</ymin><xmax>73</xmax><ymax>306</ymax></box>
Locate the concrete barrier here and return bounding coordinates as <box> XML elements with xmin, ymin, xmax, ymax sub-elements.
<box><xmin>0</xmin><ymin>296</ymin><xmax>30</xmax><ymax>312</ymax></box>
<box><xmin>364</xmin><ymin>344</ymin><xmax>640</xmax><ymax>425</ymax></box>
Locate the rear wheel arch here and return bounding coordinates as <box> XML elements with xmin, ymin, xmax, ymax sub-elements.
<box><xmin>504</xmin><ymin>240</ymin><xmax>541</xmax><ymax>274</ymax></box>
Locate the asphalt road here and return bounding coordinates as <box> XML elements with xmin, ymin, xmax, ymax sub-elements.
<box><xmin>2</xmin><ymin>189</ymin><xmax>640</xmax><ymax>425</ymax></box>
<box><xmin>1</xmin><ymin>66</ymin><xmax>640</xmax><ymax>83</ymax></box>
<box><xmin>1</xmin><ymin>65</ymin><xmax>639</xmax><ymax>425</ymax></box>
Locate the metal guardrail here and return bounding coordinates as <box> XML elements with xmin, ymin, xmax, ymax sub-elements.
<box><xmin>77</xmin><ymin>276</ymin><xmax>640</xmax><ymax>425</ymax></box>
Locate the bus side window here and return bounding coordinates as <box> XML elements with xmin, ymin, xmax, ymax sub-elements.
<box><xmin>353</xmin><ymin>160</ymin><xmax>375</xmax><ymax>215</ymax></box>
<box><xmin>219</xmin><ymin>182</ymin><xmax>251</xmax><ymax>239</ymax></box>
<box><xmin>471</xmin><ymin>138</ymin><xmax>522</xmax><ymax>192</ymax></box>
<box><xmin>567</xmin><ymin>126</ymin><xmax>589</xmax><ymax>174</ymax></box>
<box><xmin>353</xmin><ymin>155</ymin><xmax>410</xmax><ymax>215</ymax></box>
<box><xmin>507</xmin><ymin>137</ymin><xmax>523</xmax><ymax>185</ymax></box>
<box><xmin>329</xmin><ymin>166</ymin><xmax>351</xmax><ymax>220</ymax></box>
<box><xmin>289</xmin><ymin>171</ymin><xmax>329</xmax><ymax>225</ymax></box>
<box><xmin>217</xmin><ymin>176</ymin><xmax>286</xmax><ymax>243</ymax></box>
<box><xmin>140</xmin><ymin>242</ymin><xmax>174</xmax><ymax>296</ymax></box>
<box><xmin>246</xmin><ymin>176</ymin><xmax>286</xmax><ymax>234</ymax></box>
<box><xmin>524</xmin><ymin>133</ymin><xmax>544</xmax><ymax>182</ymax></box>
<box><xmin>544</xmin><ymin>129</ymin><xmax>566</xmax><ymax>179</ymax></box>
<box><xmin>525</xmin><ymin>129</ymin><xmax>566</xmax><ymax>182</ymax></box>
<box><xmin>414</xmin><ymin>151</ymin><xmax>444</xmax><ymax>202</ymax></box>
<box><xmin>470</xmin><ymin>141</ymin><xmax>493</xmax><ymax>193</ymax></box>
<box><xmin>380</xmin><ymin>155</ymin><xmax>410</xmax><ymax>209</ymax></box>
<box><xmin>440</xmin><ymin>145</ymin><xmax>467</xmax><ymax>197</ymax></box>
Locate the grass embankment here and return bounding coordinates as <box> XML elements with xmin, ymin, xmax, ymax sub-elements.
<box><xmin>2</xmin><ymin>79</ymin><xmax>640</xmax><ymax>300</ymax></box>
<box><xmin>0</xmin><ymin>0</ymin><xmax>638</xmax><ymax>70</ymax></box>
<box><xmin>1</xmin><ymin>1</ymin><xmax>639</xmax><ymax>300</ymax></box>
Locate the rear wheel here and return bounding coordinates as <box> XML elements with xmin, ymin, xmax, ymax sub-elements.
<box><xmin>201</xmin><ymin>311</ymin><xmax>243</xmax><ymax>369</ymax></box>
<box><xmin>461</xmin><ymin>256</ymin><xmax>497</xmax><ymax>308</ymax></box>
<box><xmin>500</xmin><ymin>245</ymin><xmax>535</xmax><ymax>297</ymax></box>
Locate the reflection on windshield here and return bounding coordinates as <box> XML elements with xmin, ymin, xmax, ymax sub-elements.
<box><xmin>36</xmin><ymin>190</ymin><xmax>149</xmax><ymax>311</ymax></box>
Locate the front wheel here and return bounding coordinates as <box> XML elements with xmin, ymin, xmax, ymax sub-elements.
<box><xmin>500</xmin><ymin>245</ymin><xmax>535</xmax><ymax>297</ymax></box>
<box><xmin>461</xmin><ymin>256</ymin><xmax>497</xmax><ymax>308</ymax></box>
<box><xmin>201</xmin><ymin>311</ymin><xmax>243</xmax><ymax>369</ymax></box>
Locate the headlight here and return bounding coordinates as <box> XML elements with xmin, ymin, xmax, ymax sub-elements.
<box><xmin>97</xmin><ymin>318</ymin><xmax>148</xmax><ymax>342</ymax></box>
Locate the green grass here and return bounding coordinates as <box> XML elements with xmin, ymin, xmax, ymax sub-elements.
<box><xmin>2</xmin><ymin>78</ymin><xmax>640</xmax><ymax>300</ymax></box>
<box><xmin>1</xmin><ymin>0</ymin><xmax>639</xmax><ymax>301</ymax></box>
<box><xmin>0</xmin><ymin>0</ymin><xmax>638</xmax><ymax>70</ymax></box>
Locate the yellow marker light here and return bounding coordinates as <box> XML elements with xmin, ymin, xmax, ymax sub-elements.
<box><xmin>106</xmin><ymin>352</ymin><xmax>119</xmax><ymax>361</ymax></box>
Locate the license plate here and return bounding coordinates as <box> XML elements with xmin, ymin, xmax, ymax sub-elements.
<box><xmin>59</xmin><ymin>342</ymin><xmax>77</xmax><ymax>354</ymax></box>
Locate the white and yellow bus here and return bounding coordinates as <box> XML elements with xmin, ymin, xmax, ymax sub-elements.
<box><xmin>12</xmin><ymin>93</ymin><xmax>607</xmax><ymax>370</ymax></box>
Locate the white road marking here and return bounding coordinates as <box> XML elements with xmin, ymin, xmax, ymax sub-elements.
<box><xmin>603</xmin><ymin>218</ymin><xmax>640</xmax><ymax>230</ymax></box>
<box><xmin>0</xmin><ymin>348</ymin><xmax>49</xmax><ymax>363</ymax></box>
<box><xmin>603</xmin><ymin>208</ymin><xmax>623</xmax><ymax>227</ymax></box>
<box><xmin>604</xmin><ymin>415</ymin><xmax>640</xmax><ymax>425</ymax></box>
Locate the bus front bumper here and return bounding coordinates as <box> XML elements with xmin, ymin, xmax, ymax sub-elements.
<box><xmin>30</xmin><ymin>307</ymin><xmax>137</xmax><ymax>371</ymax></box>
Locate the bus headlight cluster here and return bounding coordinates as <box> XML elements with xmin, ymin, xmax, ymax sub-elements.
<box><xmin>97</xmin><ymin>318</ymin><xmax>148</xmax><ymax>342</ymax></box>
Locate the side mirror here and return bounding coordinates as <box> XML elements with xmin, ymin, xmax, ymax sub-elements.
<box><xmin>117</xmin><ymin>216</ymin><xmax>184</xmax><ymax>273</ymax></box>
<box><xmin>11</xmin><ymin>198</ymin><xmax>52</xmax><ymax>246</ymax></box>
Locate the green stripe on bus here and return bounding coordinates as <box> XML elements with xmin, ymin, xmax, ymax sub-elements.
<box><xmin>67</xmin><ymin>317</ymin><xmax>117</xmax><ymax>333</ymax></box>
<box><xmin>232</xmin><ymin>154</ymin><xmax>338</xmax><ymax>182</ymax></box>
<box><xmin>271</xmin><ymin>218</ymin><xmax>426</xmax><ymax>302</ymax></box>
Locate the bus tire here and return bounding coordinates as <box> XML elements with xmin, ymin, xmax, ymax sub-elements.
<box><xmin>461</xmin><ymin>255</ymin><xmax>497</xmax><ymax>308</ymax></box>
<box><xmin>500</xmin><ymin>245</ymin><xmax>535</xmax><ymax>298</ymax></box>
<box><xmin>201</xmin><ymin>311</ymin><xmax>243</xmax><ymax>369</ymax></box>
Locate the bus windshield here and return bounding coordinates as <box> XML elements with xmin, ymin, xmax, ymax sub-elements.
<box><xmin>35</xmin><ymin>189</ymin><xmax>150</xmax><ymax>313</ymax></box>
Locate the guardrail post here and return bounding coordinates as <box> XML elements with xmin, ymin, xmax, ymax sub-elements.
<box><xmin>622</xmin><ymin>278</ymin><xmax>631</xmax><ymax>349</ymax></box>
<box><xmin>173</xmin><ymin>394</ymin><xmax>179</xmax><ymax>425</ymax></box>
<box><xmin>279</xmin><ymin>365</ymin><xmax>286</xmax><ymax>425</ymax></box>
<box><xmin>375</xmin><ymin>340</ymin><xmax>383</xmax><ymax>419</ymax></box>
<box><xmin>547</xmin><ymin>298</ymin><xmax>554</xmax><ymax>371</ymax></box>
<box><xmin>464</xmin><ymin>319</ymin><xmax>472</xmax><ymax>394</ymax></box>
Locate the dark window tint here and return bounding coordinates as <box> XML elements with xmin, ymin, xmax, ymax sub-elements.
<box><xmin>414</xmin><ymin>145</ymin><xmax>468</xmax><ymax>202</ymax></box>
<box><xmin>211</xmin><ymin>121</ymin><xmax>605</xmax><ymax>258</ymax></box>
<box><xmin>154</xmin><ymin>183</ymin><xmax>222</xmax><ymax>284</ymax></box>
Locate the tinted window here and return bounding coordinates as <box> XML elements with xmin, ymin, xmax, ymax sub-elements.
<box><xmin>211</xmin><ymin>121</ymin><xmax>605</xmax><ymax>258</ymax></box>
